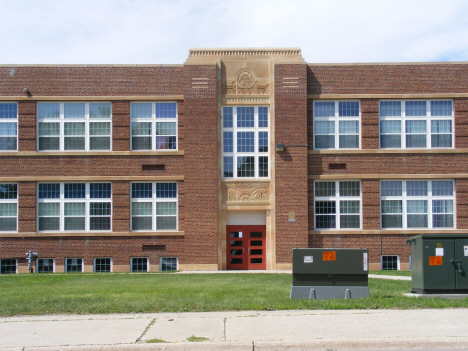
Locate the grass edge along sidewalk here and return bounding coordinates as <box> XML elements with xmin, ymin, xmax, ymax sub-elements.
<box><xmin>0</xmin><ymin>272</ymin><xmax>466</xmax><ymax>316</ymax></box>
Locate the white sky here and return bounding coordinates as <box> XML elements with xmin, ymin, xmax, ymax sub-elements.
<box><xmin>1</xmin><ymin>0</ymin><xmax>468</xmax><ymax>64</ymax></box>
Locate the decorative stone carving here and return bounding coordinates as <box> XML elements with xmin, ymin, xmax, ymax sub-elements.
<box><xmin>236</xmin><ymin>68</ymin><xmax>255</xmax><ymax>88</ymax></box>
<box><xmin>224</xmin><ymin>183</ymin><xmax>270</xmax><ymax>202</ymax></box>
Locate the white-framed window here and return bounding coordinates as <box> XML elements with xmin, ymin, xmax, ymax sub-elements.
<box><xmin>131</xmin><ymin>182</ymin><xmax>178</xmax><ymax>231</ymax></box>
<box><xmin>314</xmin><ymin>181</ymin><xmax>361</xmax><ymax>229</ymax></box>
<box><xmin>65</xmin><ymin>258</ymin><xmax>83</xmax><ymax>272</ymax></box>
<box><xmin>131</xmin><ymin>257</ymin><xmax>149</xmax><ymax>272</ymax></box>
<box><xmin>381</xmin><ymin>255</ymin><xmax>399</xmax><ymax>270</ymax></box>
<box><xmin>222</xmin><ymin>106</ymin><xmax>269</xmax><ymax>179</ymax></box>
<box><xmin>94</xmin><ymin>257</ymin><xmax>112</xmax><ymax>272</ymax></box>
<box><xmin>380</xmin><ymin>180</ymin><xmax>455</xmax><ymax>229</ymax></box>
<box><xmin>160</xmin><ymin>257</ymin><xmax>178</xmax><ymax>271</ymax></box>
<box><xmin>37</xmin><ymin>183</ymin><xmax>112</xmax><ymax>232</ymax></box>
<box><xmin>37</xmin><ymin>102</ymin><xmax>112</xmax><ymax>151</ymax></box>
<box><xmin>0</xmin><ymin>183</ymin><xmax>17</xmax><ymax>232</ymax></box>
<box><xmin>37</xmin><ymin>258</ymin><xmax>54</xmax><ymax>273</ymax></box>
<box><xmin>0</xmin><ymin>259</ymin><xmax>17</xmax><ymax>274</ymax></box>
<box><xmin>0</xmin><ymin>103</ymin><xmax>17</xmax><ymax>151</ymax></box>
<box><xmin>379</xmin><ymin>100</ymin><xmax>453</xmax><ymax>149</ymax></box>
<box><xmin>313</xmin><ymin>101</ymin><xmax>360</xmax><ymax>149</ymax></box>
<box><xmin>130</xmin><ymin>102</ymin><xmax>177</xmax><ymax>151</ymax></box>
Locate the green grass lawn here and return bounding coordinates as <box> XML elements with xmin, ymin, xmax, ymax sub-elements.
<box><xmin>369</xmin><ymin>270</ymin><xmax>412</xmax><ymax>276</ymax></box>
<box><xmin>0</xmin><ymin>273</ymin><xmax>466</xmax><ymax>316</ymax></box>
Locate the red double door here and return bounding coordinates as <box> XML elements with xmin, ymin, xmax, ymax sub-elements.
<box><xmin>226</xmin><ymin>225</ymin><xmax>266</xmax><ymax>270</ymax></box>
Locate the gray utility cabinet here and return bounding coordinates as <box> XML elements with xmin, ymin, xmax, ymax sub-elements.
<box><xmin>408</xmin><ymin>234</ymin><xmax>468</xmax><ymax>294</ymax></box>
<box><xmin>290</xmin><ymin>248</ymin><xmax>370</xmax><ymax>300</ymax></box>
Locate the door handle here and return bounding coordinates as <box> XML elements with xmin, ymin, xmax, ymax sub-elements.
<box><xmin>451</xmin><ymin>260</ymin><xmax>464</xmax><ymax>273</ymax></box>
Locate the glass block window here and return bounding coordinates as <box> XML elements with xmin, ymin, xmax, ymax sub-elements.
<box><xmin>131</xmin><ymin>102</ymin><xmax>177</xmax><ymax>150</ymax></box>
<box><xmin>160</xmin><ymin>257</ymin><xmax>178</xmax><ymax>271</ymax></box>
<box><xmin>313</xmin><ymin>101</ymin><xmax>360</xmax><ymax>149</ymax></box>
<box><xmin>131</xmin><ymin>182</ymin><xmax>178</xmax><ymax>231</ymax></box>
<box><xmin>94</xmin><ymin>258</ymin><xmax>112</xmax><ymax>272</ymax></box>
<box><xmin>0</xmin><ymin>259</ymin><xmax>17</xmax><ymax>274</ymax></box>
<box><xmin>131</xmin><ymin>257</ymin><xmax>149</xmax><ymax>272</ymax></box>
<box><xmin>379</xmin><ymin>100</ymin><xmax>453</xmax><ymax>149</ymax></box>
<box><xmin>314</xmin><ymin>181</ymin><xmax>361</xmax><ymax>229</ymax></box>
<box><xmin>65</xmin><ymin>258</ymin><xmax>83</xmax><ymax>272</ymax></box>
<box><xmin>0</xmin><ymin>103</ymin><xmax>17</xmax><ymax>151</ymax></box>
<box><xmin>37</xmin><ymin>183</ymin><xmax>112</xmax><ymax>232</ymax></box>
<box><xmin>37</xmin><ymin>102</ymin><xmax>111</xmax><ymax>151</ymax></box>
<box><xmin>380</xmin><ymin>180</ymin><xmax>455</xmax><ymax>229</ymax></box>
<box><xmin>222</xmin><ymin>106</ymin><xmax>269</xmax><ymax>178</ymax></box>
<box><xmin>37</xmin><ymin>258</ymin><xmax>54</xmax><ymax>273</ymax></box>
<box><xmin>381</xmin><ymin>255</ymin><xmax>399</xmax><ymax>270</ymax></box>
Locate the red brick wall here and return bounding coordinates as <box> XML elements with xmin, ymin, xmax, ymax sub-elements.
<box><xmin>275</xmin><ymin>64</ymin><xmax>309</xmax><ymax>263</ymax></box>
<box><xmin>308</xmin><ymin>64</ymin><xmax>468</xmax><ymax>95</ymax></box>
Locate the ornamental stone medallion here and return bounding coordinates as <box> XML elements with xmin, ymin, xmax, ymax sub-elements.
<box><xmin>236</xmin><ymin>68</ymin><xmax>255</xmax><ymax>88</ymax></box>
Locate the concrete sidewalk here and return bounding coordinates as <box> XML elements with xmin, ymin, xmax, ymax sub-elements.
<box><xmin>1</xmin><ymin>309</ymin><xmax>468</xmax><ymax>350</ymax></box>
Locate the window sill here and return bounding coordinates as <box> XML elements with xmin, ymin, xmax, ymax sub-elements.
<box><xmin>309</xmin><ymin>149</ymin><xmax>458</xmax><ymax>154</ymax></box>
<box><xmin>309</xmin><ymin>229</ymin><xmax>460</xmax><ymax>235</ymax></box>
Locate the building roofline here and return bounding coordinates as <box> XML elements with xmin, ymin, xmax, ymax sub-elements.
<box><xmin>308</xmin><ymin>61</ymin><xmax>468</xmax><ymax>66</ymax></box>
<box><xmin>0</xmin><ymin>64</ymin><xmax>184</xmax><ymax>68</ymax></box>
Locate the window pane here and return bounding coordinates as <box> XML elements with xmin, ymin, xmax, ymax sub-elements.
<box><xmin>132</xmin><ymin>137</ymin><xmax>151</xmax><ymax>150</ymax></box>
<box><xmin>39</xmin><ymin>122</ymin><xmax>60</xmax><ymax>136</ymax></box>
<box><xmin>89</xmin><ymin>122</ymin><xmax>110</xmax><ymax>136</ymax></box>
<box><xmin>0</xmin><ymin>137</ymin><xmax>16</xmax><ymax>150</ymax></box>
<box><xmin>405</xmin><ymin>101</ymin><xmax>426</xmax><ymax>116</ymax></box>
<box><xmin>37</xmin><ymin>103</ymin><xmax>60</xmax><ymax>118</ymax></box>
<box><xmin>64</xmin><ymin>103</ymin><xmax>85</xmax><ymax>118</ymax></box>
<box><xmin>64</xmin><ymin>122</ymin><xmax>85</xmax><ymax>136</ymax></box>
<box><xmin>316</xmin><ymin>215</ymin><xmax>336</xmax><ymax>229</ymax></box>
<box><xmin>64</xmin><ymin>217</ymin><xmax>85</xmax><ymax>230</ymax></box>
<box><xmin>237</xmin><ymin>132</ymin><xmax>254</xmax><ymax>152</ymax></box>
<box><xmin>258</xmin><ymin>131</ymin><xmax>268</xmax><ymax>152</ymax></box>
<box><xmin>338</xmin><ymin>101</ymin><xmax>359</xmax><ymax>116</ymax></box>
<box><xmin>315</xmin><ymin>121</ymin><xmax>335</xmax><ymax>134</ymax></box>
<box><xmin>155</xmin><ymin>103</ymin><xmax>176</xmax><ymax>118</ymax></box>
<box><xmin>380</xmin><ymin>135</ymin><xmax>401</xmax><ymax>148</ymax></box>
<box><xmin>131</xmin><ymin>122</ymin><xmax>151</xmax><ymax>135</ymax></box>
<box><xmin>39</xmin><ymin>137</ymin><xmax>59</xmax><ymax>151</ymax></box>
<box><xmin>156</xmin><ymin>216</ymin><xmax>177</xmax><ymax>230</ymax></box>
<box><xmin>381</xmin><ymin>181</ymin><xmax>402</xmax><ymax>196</ymax></box>
<box><xmin>237</xmin><ymin>107</ymin><xmax>254</xmax><ymax>127</ymax></box>
<box><xmin>314</xmin><ymin>102</ymin><xmax>335</xmax><ymax>117</ymax></box>
<box><xmin>223</xmin><ymin>156</ymin><xmax>233</xmax><ymax>178</ymax></box>
<box><xmin>90</xmin><ymin>137</ymin><xmax>110</xmax><ymax>150</ymax></box>
<box><xmin>340</xmin><ymin>200</ymin><xmax>360</xmax><ymax>214</ymax></box>
<box><xmin>38</xmin><ymin>184</ymin><xmax>60</xmax><ymax>199</ymax></box>
<box><xmin>64</xmin><ymin>183</ymin><xmax>85</xmax><ymax>198</ymax></box>
<box><xmin>0</xmin><ymin>122</ymin><xmax>16</xmax><ymax>136</ymax></box>
<box><xmin>0</xmin><ymin>103</ymin><xmax>17</xmax><ymax>119</ymax></box>
<box><xmin>132</xmin><ymin>183</ymin><xmax>152</xmax><ymax>198</ymax></box>
<box><xmin>259</xmin><ymin>156</ymin><xmax>268</xmax><ymax>177</ymax></box>
<box><xmin>339</xmin><ymin>135</ymin><xmax>359</xmax><ymax>148</ymax></box>
<box><xmin>381</xmin><ymin>200</ymin><xmax>402</xmax><ymax>214</ymax></box>
<box><xmin>315</xmin><ymin>135</ymin><xmax>335</xmax><ymax>149</ymax></box>
<box><xmin>432</xmin><ymin>200</ymin><xmax>453</xmax><ymax>213</ymax></box>
<box><xmin>406</xmin><ymin>134</ymin><xmax>426</xmax><ymax>148</ymax></box>
<box><xmin>431</xmin><ymin>101</ymin><xmax>452</xmax><ymax>116</ymax></box>
<box><xmin>340</xmin><ymin>215</ymin><xmax>360</xmax><ymax>228</ymax></box>
<box><xmin>407</xmin><ymin>200</ymin><xmax>427</xmax><ymax>213</ymax></box>
<box><xmin>38</xmin><ymin>203</ymin><xmax>60</xmax><ymax>216</ymax></box>
<box><xmin>39</xmin><ymin>217</ymin><xmax>59</xmax><ymax>231</ymax></box>
<box><xmin>90</xmin><ymin>183</ymin><xmax>111</xmax><ymax>198</ymax></box>
<box><xmin>315</xmin><ymin>201</ymin><xmax>336</xmax><ymax>214</ymax></box>
<box><xmin>0</xmin><ymin>218</ymin><xmax>16</xmax><ymax>231</ymax></box>
<box><xmin>258</xmin><ymin>107</ymin><xmax>268</xmax><ymax>127</ymax></box>
<box><xmin>0</xmin><ymin>184</ymin><xmax>17</xmax><ymax>199</ymax></box>
<box><xmin>380</xmin><ymin>101</ymin><xmax>401</xmax><ymax>117</ymax></box>
<box><xmin>315</xmin><ymin>182</ymin><xmax>335</xmax><ymax>197</ymax></box>
<box><xmin>132</xmin><ymin>217</ymin><xmax>152</xmax><ymax>230</ymax></box>
<box><xmin>432</xmin><ymin>181</ymin><xmax>453</xmax><ymax>196</ymax></box>
<box><xmin>382</xmin><ymin>215</ymin><xmax>402</xmax><ymax>228</ymax></box>
<box><xmin>223</xmin><ymin>107</ymin><xmax>233</xmax><ymax>128</ymax></box>
<box><xmin>132</xmin><ymin>202</ymin><xmax>152</xmax><ymax>215</ymax></box>
<box><xmin>89</xmin><ymin>103</ymin><xmax>111</xmax><ymax>118</ymax></box>
<box><xmin>64</xmin><ymin>202</ymin><xmax>85</xmax><ymax>216</ymax></box>
<box><xmin>407</xmin><ymin>214</ymin><xmax>427</xmax><ymax>228</ymax></box>
<box><xmin>156</xmin><ymin>202</ymin><xmax>176</xmax><ymax>215</ymax></box>
<box><xmin>64</xmin><ymin>137</ymin><xmax>85</xmax><ymax>150</ymax></box>
<box><xmin>433</xmin><ymin>214</ymin><xmax>453</xmax><ymax>228</ymax></box>
<box><xmin>237</xmin><ymin>156</ymin><xmax>254</xmax><ymax>177</ymax></box>
<box><xmin>407</xmin><ymin>181</ymin><xmax>427</xmax><ymax>196</ymax></box>
<box><xmin>90</xmin><ymin>217</ymin><xmax>111</xmax><ymax>230</ymax></box>
<box><xmin>223</xmin><ymin>132</ymin><xmax>233</xmax><ymax>152</ymax></box>
<box><xmin>339</xmin><ymin>181</ymin><xmax>360</xmax><ymax>197</ymax></box>
<box><xmin>131</xmin><ymin>103</ymin><xmax>152</xmax><ymax>118</ymax></box>
<box><xmin>156</xmin><ymin>183</ymin><xmax>177</xmax><ymax>198</ymax></box>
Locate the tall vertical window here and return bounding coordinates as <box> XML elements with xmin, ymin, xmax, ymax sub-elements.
<box><xmin>131</xmin><ymin>102</ymin><xmax>177</xmax><ymax>150</ymax></box>
<box><xmin>37</xmin><ymin>183</ymin><xmax>112</xmax><ymax>232</ymax></box>
<box><xmin>0</xmin><ymin>103</ymin><xmax>17</xmax><ymax>151</ymax></box>
<box><xmin>0</xmin><ymin>183</ymin><xmax>17</xmax><ymax>232</ymax></box>
<box><xmin>379</xmin><ymin>100</ymin><xmax>453</xmax><ymax>149</ymax></box>
<box><xmin>131</xmin><ymin>182</ymin><xmax>178</xmax><ymax>231</ymax></box>
<box><xmin>222</xmin><ymin>106</ymin><xmax>269</xmax><ymax>178</ymax></box>
<box><xmin>313</xmin><ymin>101</ymin><xmax>360</xmax><ymax>149</ymax></box>
<box><xmin>314</xmin><ymin>181</ymin><xmax>361</xmax><ymax>229</ymax></box>
<box><xmin>37</xmin><ymin>102</ymin><xmax>111</xmax><ymax>151</ymax></box>
<box><xmin>380</xmin><ymin>180</ymin><xmax>455</xmax><ymax>229</ymax></box>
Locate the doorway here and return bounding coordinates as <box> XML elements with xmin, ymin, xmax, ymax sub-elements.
<box><xmin>226</xmin><ymin>225</ymin><xmax>266</xmax><ymax>270</ymax></box>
